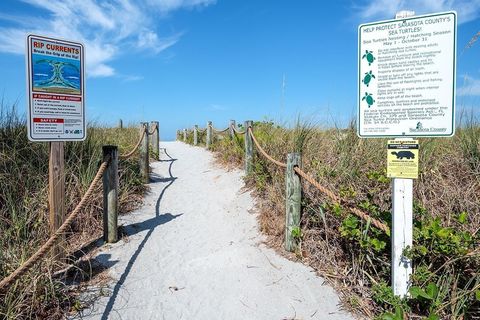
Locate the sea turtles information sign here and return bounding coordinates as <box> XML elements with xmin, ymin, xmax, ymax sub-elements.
<box><xmin>358</xmin><ymin>11</ymin><xmax>456</xmax><ymax>137</ymax></box>
<box><xmin>387</xmin><ymin>139</ymin><xmax>419</xmax><ymax>179</ymax></box>
<box><xmin>26</xmin><ymin>34</ymin><xmax>85</xmax><ymax>141</ymax></box>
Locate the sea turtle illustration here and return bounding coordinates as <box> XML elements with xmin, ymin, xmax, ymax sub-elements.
<box><xmin>362</xmin><ymin>92</ymin><xmax>375</xmax><ymax>107</ymax></box>
<box><xmin>362</xmin><ymin>71</ymin><xmax>375</xmax><ymax>87</ymax></box>
<box><xmin>362</xmin><ymin>50</ymin><xmax>375</xmax><ymax>65</ymax></box>
<box><xmin>391</xmin><ymin>151</ymin><xmax>415</xmax><ymax>159</ymax></box>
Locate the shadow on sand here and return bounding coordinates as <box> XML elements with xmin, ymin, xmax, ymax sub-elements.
<box><xmin>94</xmin><ymin>148</ymin><xmax>181</xmax><ymax>320</ymax></box>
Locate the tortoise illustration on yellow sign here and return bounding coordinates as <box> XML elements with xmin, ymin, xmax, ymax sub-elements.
<box><xmin>387</xmin><ymin>140</ymin><xmax>419</xmax><ymax>179</ymax></box>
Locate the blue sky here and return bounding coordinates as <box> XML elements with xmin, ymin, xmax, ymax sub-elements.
<box><xmin>0</xmin><ymin>0</ymin><xmax>479</xmax><ymax>140</ymax></box>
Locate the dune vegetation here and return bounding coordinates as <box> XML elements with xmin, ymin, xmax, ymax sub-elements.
<box><xmin>182</xmin><ymin>116</ymin><xmax>480</xmax><ymax>319</ymax></box>
<box><xmin>0</xmin><ymin>104</ymin><xmax>146</xmax><ymax>319</ymax></box>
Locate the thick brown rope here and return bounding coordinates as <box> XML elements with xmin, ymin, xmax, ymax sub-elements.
<box><xmin>349</xmin><ymin>207</ymin><xmax>390</xmax><ymax>234</ymax></box>
<box><xmin>247</xmin><ymin>127</ymin><xmax>389</xmax><ymax>234</ymax></box>
<box><xmin>209</xmin><ymin>125</ymin><xmax>229</xmax><ymax>133</ymax></box>
<box><xmin>293</xmin><ymin>167</ymin><xmax>340</xmax><ymax>203</ymax></box>
<box><xmin>0</xmin><ymin>157</ymin><xmax>111</xmax><ymax>292</ymax></box>
<box><xmin>293</xmin><ymin>167</ymin><xmax>390</xmax><ymax>234</ymax></box>
<box><xmin>232</xmin><ymin>124</ymin><xmax>246</xmax><ymax>135</ymax></box>
<box><xmin>248</xmin><ymin>127</ymin><xmax>287</xmax><ymax>168</ymax></box>
<box><xmin>147</xmin><ymin>123</ymin><xmax>157</xmax><ymax>135</ymax></box>
<box><xmin>119</xmin><ymin>128</ymin><xmax>146</xmax><ymax>160</ymax></box>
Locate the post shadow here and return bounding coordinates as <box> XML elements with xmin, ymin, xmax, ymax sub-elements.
<box><xmin>98</xmin><ymin>149</ymin><xmax>179</xmax><ymax>320</ymax></box>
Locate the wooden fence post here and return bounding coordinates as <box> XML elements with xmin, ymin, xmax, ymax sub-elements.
<box><xmin>244</xmin><ymin>120</ymin><xmax>253</xmax><ymax>174</ymax></box>
<box><xmin>230</xmin><ymin>120</ymin><xmax>235</xmax><ymax>139</ymax></box>
<box><xmin>103</xmin><ymin>145</ymin><xmax>118</xmax><ymax>243</ymax></box>
<box><xmin>49</xmin><ymin>141</ymin><xmax>65</xmax><ymax>261</ymax></box>
<box><xmin>206</xmin><ymin>121</ymin><xmax>212</xmax><ymax>149</ymax></box>
<box><xmin>285</xmin><ymin>152</ymin><xmax>302</xmax><ymax>252</ymax></box>
<box><xmin>118</xmin><ymin>119</ymin><xmax>123</xmax><ymax>129</ymax></box>
<box><xmin>139</xmin><ymin>122</ymin><xmax>149</xmax><ymax>183</ymax></box>
<box><xmin>194</xmin><ymin>125</ymin><xmax>198</xmax><ymax>146</ymax></box>
<box><xmin>151</xmin><ymin>121</ymin><xmax>159</xmax><ymax>160</ymax></box>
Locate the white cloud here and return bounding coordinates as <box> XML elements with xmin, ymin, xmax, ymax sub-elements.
<box><xmin>147</xmin><ymin>0</ymin><xmax>216</xmax><ymax>12</ymax></box>
<box><xmin>458</xmin><ymin>75</ymin><xmax>480</xmax><ymax>96</ymax></box>
<box><xmin>136</xmin><ymin>29</ymin><xmax>183</xmax><ymax>53</ymax></box>
<box><xmin>121</xmin><ymin>74</ymin><xmax>144</xmax><ymax>82</ymax></box>
<box><xmin>0</xmin><ymin>29</ymin><xmax>27</xmax><ymax>54</ymax></box>
<box><xmin>89</xmin><ymin>64</ymin><xmax>115</xmax><ymax>77</ymax></box>
<box><xmin>0</xmin><ymin>0</ymin><xmax>215</xmax><ymax>77</ymax></box>
<box><xmin>356</xmin><ymin>0</ymin><xmax>480</xmax><ymax>23</ymax></box>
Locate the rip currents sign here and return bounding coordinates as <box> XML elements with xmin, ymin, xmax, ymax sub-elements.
<box><xmin>26</xmin><ymin>34</ymin><xmax>85</xmax><ymax>141</ymax></box>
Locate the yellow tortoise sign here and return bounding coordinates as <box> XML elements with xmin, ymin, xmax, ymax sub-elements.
<box><xmin>387</xmin><ymin>139</ymin><xmax>419</xmax><ymax>179</ymax></box>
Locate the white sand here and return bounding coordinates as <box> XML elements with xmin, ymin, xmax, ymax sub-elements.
<box><xmin>79</xmin><ymin>141</ymin><xmax>354</xmax><ymax>320</ymax></box>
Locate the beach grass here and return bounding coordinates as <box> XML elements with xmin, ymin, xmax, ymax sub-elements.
<box><xmin>0</xmin><ymin>103</ymin><xmax>146</xmax><ymax>319</ymax></box>
<box><xmin>203</xmin><ymin>116</ymin><xmax>480</xmax><ymax>319</ymax></box>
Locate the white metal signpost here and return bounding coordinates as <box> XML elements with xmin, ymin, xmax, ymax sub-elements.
<box><xmin>357</xmin><ymin>11</ymin><xmax>457</xmax><ymax>297</ymax></box>
<box><xmin>26</xmin><ymin>34</ymin><xmax>85</xmax><ymax>142</ymax></box>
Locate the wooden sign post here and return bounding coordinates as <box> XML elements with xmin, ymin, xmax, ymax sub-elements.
<box><xmin>49</xmin><ymin>141</ymin><xmax>65</xmax><ymax>260</ymax></box>
<box><xmin>26</xmin><ymin>35</ymin><xmax>86</xmax><ymax>262</ymax></box>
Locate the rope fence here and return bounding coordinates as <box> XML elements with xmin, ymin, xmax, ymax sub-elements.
<box><xmin>182</xmin><ymin>120</ymin><xmax>391</xmax><ymax>245</ymax></box>
<box><xmin>248</xmin><ymin>127</ymin><xmax>287</xmax><ymax>168</ymax></box>
<box><xmin>232</xmin><ymin>124</ymin><xmax>246</xmax><ymax>135</ymax></box>
<box><xmin>0</xmin><ymin>120</ymin><xmax>160</xmax><ymax>293</ymax></box>
<box><xmin>247</xmin><ymin>125</ymin><xmax>389</xmax><ymax>234</ymax></box>
<box><xmin>147</xmin><ymin>123</ymin><xmax>157</xmax><ymax>136</ymax></box>
<box><xmin>293</xmin><ymin>167</ymin><xmax>390</xmax><ymax>234</ymax></box>
<box><xmin>119</xmin><ymin>127</ymin><xmax>146</xmax><ymax>159</ymax></box>
<box><xmin>0</xmin><ymin>157</ymin><xmax>110</xmax><ymax>292</ymax></box>
<box><xmin>0</xmin><ymin>117</ymin><xmax>390</xmax><ymax>295</ymax></box>
<box><xmin>209</xmin><ymin>124</ymin><xmax>229</xmax><ymax>133</ymax></box>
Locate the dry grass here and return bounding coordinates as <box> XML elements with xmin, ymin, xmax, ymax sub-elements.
<box><xmin>204</xmin><ymin>118</ymin><xmax>480</xmax><ymax>319</ymax></box>
<box><xmin>0</xmin><ymin>104</ymin><xmax>147</xmax><ymax>319</ymax></box>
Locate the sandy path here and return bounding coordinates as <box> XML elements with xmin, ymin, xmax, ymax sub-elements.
<box><xmin>79</xmin><ymin>141</ymin><xmax>354</xmax><ymax>320</ymax></box>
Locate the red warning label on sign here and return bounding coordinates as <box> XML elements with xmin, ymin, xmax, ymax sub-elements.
<box><xmin>33</xmin><ymin>118</ymin><xmax>64</xmax><ymax>123</ymax></box>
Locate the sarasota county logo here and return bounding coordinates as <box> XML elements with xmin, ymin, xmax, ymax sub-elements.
<box><xmin>409</xmin><ymin>121</ymin><xmax>446</xmax><ymax>133</ymax></box>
